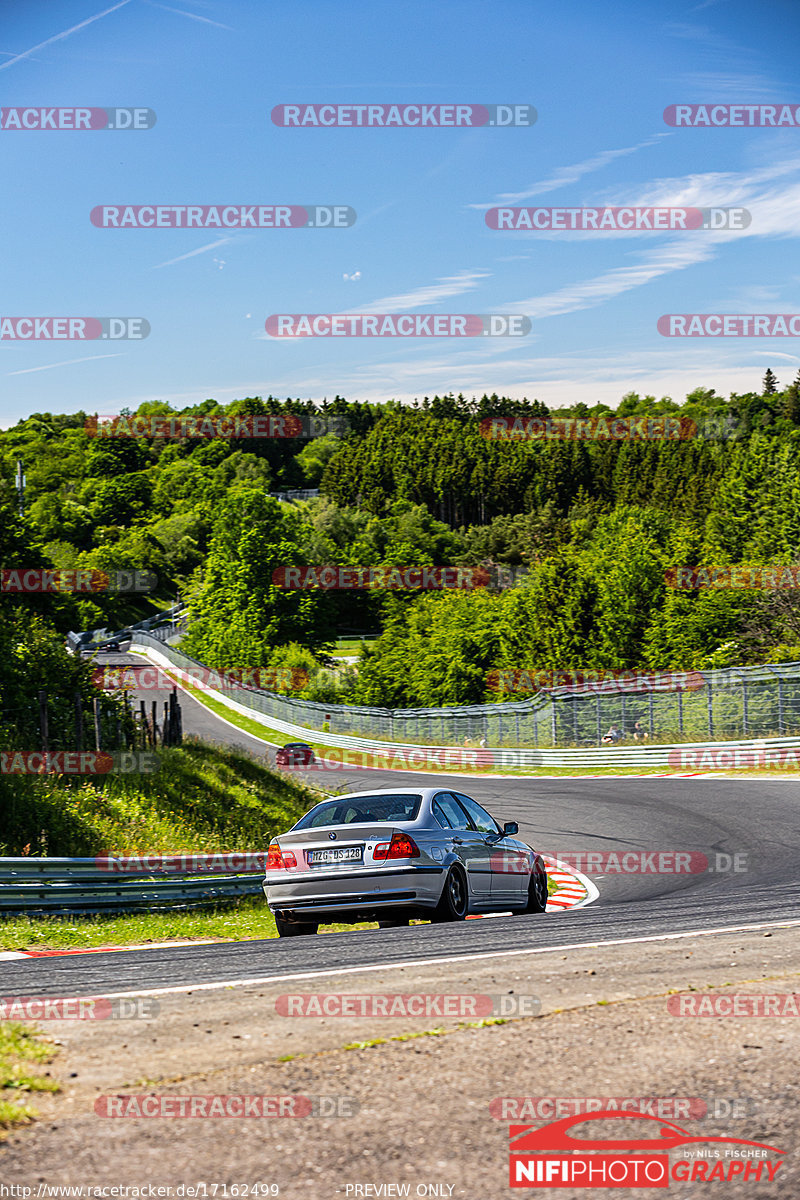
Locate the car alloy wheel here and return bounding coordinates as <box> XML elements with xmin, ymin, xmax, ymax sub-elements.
<box><xmin>525</xmin><ymin>857</ymin><xmax>548</xmax><ymax>913</ymax></box>
<box><xmin>432</xmin><ymin>866</ymin><xmax>468</xmax><ymax>922</ymax></box>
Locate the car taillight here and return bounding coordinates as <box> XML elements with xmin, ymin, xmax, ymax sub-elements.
<box><xmin>267</xmin><ymin>845</ymin><xmax>297</xmax><ymax>870</ymax></box>
<box><xmin>267</xmin><ymin>843</ymin><xmax>284</xmax><ymax>870</ymax></box>
<box><xmin>373</xmin><ymin>832</ymin><xmax>420</xmax><ymax>860</ymax></box>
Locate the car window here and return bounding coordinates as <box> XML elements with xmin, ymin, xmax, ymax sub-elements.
<box><xmin>295</xmin><ymin>794</ymin><xmax>422</xmax><ymax>829</ymax></box>
<box><xmin>455</xmin><ymin>793</ymin><xmax>500</xmax><ymax>834</ymax></box>
<box><xmin>432</xmin><ymin>800</ymin><xmax>453</xmax><ymax>829</ymax></box>
<box><xmin>432</xmin><ymin>792</ymin><xmax>472</xmax><ymax>830</ymax></box>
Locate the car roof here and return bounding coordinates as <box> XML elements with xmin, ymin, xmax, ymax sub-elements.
<box><xmin>313</xmin><ymin>786</ymin><xmax>459</xmax><ymax>802</ymax></box>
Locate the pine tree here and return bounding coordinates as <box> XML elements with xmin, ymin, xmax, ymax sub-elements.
<box><xmin>762</xmin><ymin>368</ymin><xmax>779</xmax><ymax>395</ymax></box>
<box><xmin>780</xmin><ymin>371</ymin><xmax>800</xmax><ymax>424</ymax></box>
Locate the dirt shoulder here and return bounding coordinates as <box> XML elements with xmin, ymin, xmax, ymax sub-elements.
<box><xmin>1</xmin><ymin>924</ymin><xmax>798</xmax><ymax>1198</ymax></box>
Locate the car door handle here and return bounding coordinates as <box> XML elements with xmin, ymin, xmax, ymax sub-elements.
<box><xmin>451</xmin><ymin>837</ymin><xmax>463</xmax><ymax>845</ymax></box>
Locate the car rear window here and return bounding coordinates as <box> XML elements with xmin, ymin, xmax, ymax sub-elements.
<box><xmin>295</xmin><ymin>794</ymin><xmax>422</xmax><ymax>829</ymax></box>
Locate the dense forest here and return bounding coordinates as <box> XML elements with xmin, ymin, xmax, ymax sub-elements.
<box><xmin>2</xmin><ymin>372</ymin><xmax>800</xmax><ymax>712</ymax></box>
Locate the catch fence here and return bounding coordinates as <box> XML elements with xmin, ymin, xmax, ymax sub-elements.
<box><xmin>131</xmin><ymin>634</ymin><xmax>800</xmax><ymax>747</ymax></box>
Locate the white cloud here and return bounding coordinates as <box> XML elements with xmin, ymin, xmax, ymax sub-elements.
<box><xmin>343</xmin><ymin>269</ymin><xmax>490</xmax><ymax>315</ymax></box>
<box><xmin>144</xmin><ymin>2</ymin><xmax>234</xmax><ymax>30</ymax></box>
<box><xmin>152</xmin><ymin>237</ymin><xmax>234</xmax><ymax>269</ymax></box>
<box><xmin>469</xmin><ymin>137</ymin><xmax>670</xmax><ymax>208</ymax></box>
<box><xmin>0</xmin><ymin>1</ymin><xmax>132</xmax><ymax>72</ymax></box>
<box><xmin>7</xmin><ymin>354</ymin><xmax>124</xmax><ymax>376</ymax></box>
<box><xmin>509</xmin><ymin>240</ymin><xmax>715</xmax><ymax>321</ymax></box>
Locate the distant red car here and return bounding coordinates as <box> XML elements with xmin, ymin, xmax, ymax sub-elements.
<box><xmin>275</xmin><ymin>742</ymin><xmax>316</xmax><ymax>766</ymax></box>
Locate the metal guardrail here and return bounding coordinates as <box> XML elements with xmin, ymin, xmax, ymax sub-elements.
<box><xmin>0</xmin><ymin>858</ymin><xmax>263</xmax><ymax>915</ymax></box>
<box><xmin>132</xmin><ymin>632</ymin><xmax>800</xmax><ymax>747</ymax></box>
<box><xmin>134</xmin><ymin>640</ymin><xmax>800</xmax><ymax>769</ymax></box>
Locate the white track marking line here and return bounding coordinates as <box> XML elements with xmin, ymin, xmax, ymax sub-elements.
<box><xmin>36</xmin><ymin>918</ymin><xmax>800</xmax><ymax>1002</ymax></box>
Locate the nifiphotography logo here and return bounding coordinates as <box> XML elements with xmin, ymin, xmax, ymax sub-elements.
<box><xmin>508</xmin><ymin>1111</ymin><xmax>784</xmax><ymax>1188</ymax></box>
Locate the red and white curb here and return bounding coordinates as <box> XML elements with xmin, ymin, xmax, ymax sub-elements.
<box><xmin>542</xmin><ymin>856</ymin><xmax>599</xmax><ymax>911</ymax></box>
<box><xmin>0</xmin><ymin>939</ymin><xmax>221</xmax><ymax>961</ymax></box>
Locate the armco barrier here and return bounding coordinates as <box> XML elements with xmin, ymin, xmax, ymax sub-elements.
<box><xmin>130</xmin><ymin>633</ymin><xmax>800</xmax><ymax>746</ymax></box>
<box><xmin>0</xmin><ymin>858</ymin><xmax>263</xmax><ymax>915</ymax></box>
<box><xmin>132</xmin><ymin>638</ymin><xmax>800</xmax><ymax>770</ymax></box>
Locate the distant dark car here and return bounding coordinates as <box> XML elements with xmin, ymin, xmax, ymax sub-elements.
<box><xmin>104</xmin><ymin>641</ymin><xmax>121</xmax><ymax>651</ymax></box>
<box><xmin>276</xmin><ymin>742</ymin><xmax>316</xmax><ymax>766</ymax></box>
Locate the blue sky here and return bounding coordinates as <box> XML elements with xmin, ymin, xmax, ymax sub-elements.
<box><xmin>1</xmin><ymin>0</ymin><xmax>799</xmax><ymax>425</ymax></box>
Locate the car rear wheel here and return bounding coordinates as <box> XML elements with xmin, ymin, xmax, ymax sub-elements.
<box><xmin>431</xmin><ymin>866</ymin><xmax>468</xmax><ymax>922</ymax></box>
<box><xmin>275</xmin><ymin>914</ymin><xmax>319</xmax><ymax>937</ymax></box>
<box><xmin>524</xmin><ymin>857</ymin><xmax>548</xmax><ymax>913</ymax></box>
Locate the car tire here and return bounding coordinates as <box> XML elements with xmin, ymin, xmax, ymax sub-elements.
<box><xmin>275</xmin><ymin>914</ymin><xmax>319</xmax><ymax>937</ymax></box>
<box><xmin>431</xmin><ymin>866</ymin><xmax>469</xmax><ymax>922</ymax></box>
<box><xmin>523</xmin><ymin>856</ymin><xmax>548</xmax><ymax>913</ymax></box>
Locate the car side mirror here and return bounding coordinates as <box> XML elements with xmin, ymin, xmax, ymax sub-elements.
<box><xmin>503</xmin><ymin>821</ymin><xmax>519</xmax><ymax>836</ymax></box>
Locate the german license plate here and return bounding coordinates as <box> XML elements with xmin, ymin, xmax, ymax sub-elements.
<box><xmin>308</xmin><ymin>846</ymin><xmax>363</xmax><ymax>865</ymax></box>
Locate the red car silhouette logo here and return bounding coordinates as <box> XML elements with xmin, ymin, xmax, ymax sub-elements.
<box><xmin>510</xmin><ymin>1110</ymin><xmax>784</xmax><ymax>1155</ymax></box>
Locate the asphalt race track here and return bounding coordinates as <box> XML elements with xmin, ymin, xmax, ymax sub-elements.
<box><xmin>4</xmin><ymin>649</ymin><xmax>798</xmax><ymax>998</ymax></box>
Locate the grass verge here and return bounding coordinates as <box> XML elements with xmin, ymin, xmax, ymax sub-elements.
<box><xmin>0</xmin><ymin>739</ymin><xmax>321</xmax><ymax>858</ymax></box>
<box><xmin>0</xmin><ymin>1022</ymin><xmax>59</xmax><ymax>1137</ymax></box>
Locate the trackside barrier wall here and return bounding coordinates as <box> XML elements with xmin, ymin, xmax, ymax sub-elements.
<box><xmin>0</xmin><ymin>858</ymin><xmax>263</xmax><ymax>915</ymax></box>
<box><xmin>131</xmin><ymin>633</ymin><xmax>800</xmax><ymax>749</ymax></box>
<box><xmin>131</xmin><ymin>637</ymin><xmax>800</xmax><ymax>767</ymax></box>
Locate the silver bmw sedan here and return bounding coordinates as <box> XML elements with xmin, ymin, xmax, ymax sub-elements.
<box><xmin>263</xmin><ymin>786</ymin><xmax>549</xmax><ymax>936</ymax></box>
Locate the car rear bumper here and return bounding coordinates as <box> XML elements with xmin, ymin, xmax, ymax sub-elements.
<box><xmin>264</xmin><ymin>864</ymin><xmax>444</xmax><ymax>915</ymax></box>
